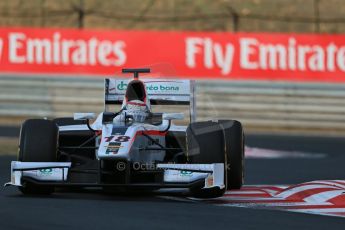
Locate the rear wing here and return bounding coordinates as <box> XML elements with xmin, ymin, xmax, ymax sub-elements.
<box><xmin>104</xmin><ymin>78</ymin><xmax>196</xmax><ymax>122</ymax></box>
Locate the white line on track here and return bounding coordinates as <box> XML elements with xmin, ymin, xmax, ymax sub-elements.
<box><xmin>275</xmin><ymin>184</ymin><xmax>339</xmax><ymax>199</ymax></box>
<box><xmin>303</xmin><ymin>190</ymin><xmax>345</xmax><ymax>203</ymax></box>
<box><xmin>158</xmin><ymin>196</ymin><xmax>196</xmax><ymax>203</ymax></box>
<box><xmin>245</xmin><ymin>147</ymin><xmax>327</xmax><ymax>159</ymax></box>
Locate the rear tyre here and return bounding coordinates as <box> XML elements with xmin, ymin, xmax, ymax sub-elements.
<box><xmin>218</xmin><ymin>120</ymin><xmax>244</xmax><ymax>189</ymax></box>
<box><xmin>18</xmin><ymin>119</ymin><xmax>58</xmax><ymax>195</ymax></box>
<box><xmin>187</xmin><ymin>121</ymin><xmax>226</xmax><ymax>198</ymax></box>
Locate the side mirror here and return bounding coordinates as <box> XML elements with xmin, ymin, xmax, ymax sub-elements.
<box><xmin>163</xmin><ymin>113</ymin><xmax>184</xmax><ymax>121</ymax></box>
<box><xmin>74</xmin><ymin>113</ymin><xmax>96</xmax><ymax>120</ymax></box>
<box><xmin>102</xmin><ymin>112</ymin><xmax>117</xmax><ymax>123</ymax></box>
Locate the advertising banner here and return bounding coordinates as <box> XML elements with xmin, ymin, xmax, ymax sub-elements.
<box><xmin>1</xmin><ymin>27</ymin><xmax>345</xmax><ymax>82</ymax></box>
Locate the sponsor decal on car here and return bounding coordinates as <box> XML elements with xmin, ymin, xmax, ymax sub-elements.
<box><xmin>205</xmin><ymin>174</ymin><xmax>214</xmax><ymax>187</ymax></box>
<box><xmin>116</xmin><ymin>81</ymin><xmax>180</xmax><ymax>92</ymax></box>
<box><xmin>106</xmin><ymin>142</ymin><xmax>122</xmax><ymax>154</ymax></box>
<box><xmin>38</xmin><ymin>168</ymin><xmax>53</xmax><ymax>177</ymax></box>
<box><xmin>180</xmin><ymin>170</ymin><xmax>193</xmax><ymax>177</ymax></box>
<box><xmin>104</xmin><ymin>135</ymin><xmax>130</xmax><ymax>143</ymax></box>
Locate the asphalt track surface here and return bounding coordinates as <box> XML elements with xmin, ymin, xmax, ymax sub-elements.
<box><xmin>1</xmin><ymin>129</ymin><xmax>345</xmax><ymax>229</ymax></box>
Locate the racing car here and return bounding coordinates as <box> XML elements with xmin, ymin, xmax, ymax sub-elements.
<box><xmin>6</xmin><ymin>68</ymin><xmax>244</xmax><ymax>198</ymax></box>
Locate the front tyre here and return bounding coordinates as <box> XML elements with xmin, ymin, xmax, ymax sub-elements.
<box><xmin>187</xmin><ymin>121</ymin><xmax>226</xmax><ymax>198</ymax></box>
<box><xmin>18</xmin><ymin>119</ymin><xmax>58</xmax><ymax>195</ymax></box>
<box><xmin>218</xmin><ymin>120</ymin><xmax>244</xmax><ymax>189</ymax></box>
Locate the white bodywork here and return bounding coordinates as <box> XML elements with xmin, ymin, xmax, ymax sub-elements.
<box><xmin>6</xmin><ymin>161</ymin><xmax>71</xmax><ymax>186</ymax></box>
<box><xmin>97</xmin><ymin>122</ymin><xmax>167</xmax><ymax>161</ymax></box>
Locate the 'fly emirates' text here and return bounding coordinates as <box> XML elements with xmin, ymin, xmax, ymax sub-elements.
<box><xmin>186</xmin><ymin>37</ymin><xmax>345</xmax><ymax>75</ymax></box>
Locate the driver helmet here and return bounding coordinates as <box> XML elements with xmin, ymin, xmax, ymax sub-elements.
<box><xmin>124</xmin><ymin>100</ymin><xmax>149</xmax><ymax>123</ymax></box>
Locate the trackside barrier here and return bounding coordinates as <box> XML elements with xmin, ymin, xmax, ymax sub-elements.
<box><xmin>1</xmin><ymin>75</ymin><xmax>345</xmax><ymax>135</ymax></box>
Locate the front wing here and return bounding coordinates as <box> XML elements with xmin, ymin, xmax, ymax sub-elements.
<box><xmin>5</xmin><ymin>161</ymin><xmax>225</xmax><ymax>190</ymax></box>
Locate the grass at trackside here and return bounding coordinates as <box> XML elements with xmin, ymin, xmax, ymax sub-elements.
<box><xmin>0</xmin><ymin>138</ymin><xmax>18</xmax><ymax>156</ymax></box>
